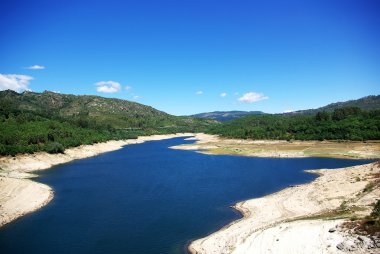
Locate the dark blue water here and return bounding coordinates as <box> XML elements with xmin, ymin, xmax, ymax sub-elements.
<box><xmin>0</xmin><ymin>137</ymin><xmax>372</xmax><ymax>254</ymax></box>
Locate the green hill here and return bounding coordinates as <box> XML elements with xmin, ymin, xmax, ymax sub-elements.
<box><xmin>0</xmin><ymin>90</ymin><xmax>215</xmax><ymax>155</ymax></box>
<box><xmin>208</xmin><ymin>106</ymin><xmax>380</xmax><ymax>141</ymax></box>
<box><xmin>0</xmin><ymin>90</ymin><xmax>215</xmax><ymax>129</ymax></box>
<box><xmin>291</xmin><ymin>95</ymin><xmax>380</xmax><ymax>115</ymax></box>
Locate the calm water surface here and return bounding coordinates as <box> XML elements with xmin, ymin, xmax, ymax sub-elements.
<box><xmin>0</xmin><ymin>137</ymin><xmax>372</xmax><ymax>254</ymax></box>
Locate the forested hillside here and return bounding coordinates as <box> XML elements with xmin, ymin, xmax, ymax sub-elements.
<box><xmin>208</xmin><ymin>107</ymin><xmax>380</xmax><ymax>141</ymax></box>
<box><xmin>193</xmin><ymin>96</ymin><xmax>380</xmax><ymax>122</ymax></box>
<box><xmin>0</xmin><ymin>90</ymin><xmax>215</xmax><ymax>155</ymax></box>
<box><xmin>292</xmin><ymin>95</ymin><xmax>380</xmax><ymax>115</ymax></box>
<box><xmin>1</xmin><ymin>90</ymin><xmax>379</xmax><ymax>156</ymax></box>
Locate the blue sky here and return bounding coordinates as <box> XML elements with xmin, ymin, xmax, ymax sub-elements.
<box><xmin>0</xmin><ymin>0</ymin><xmax>379</xmax><ymax>115</ymax></box>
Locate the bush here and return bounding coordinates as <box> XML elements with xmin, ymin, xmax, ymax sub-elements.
<box><xmin>363</xmin><ymin>182</ymin><xmax>375</xmax><ymax>193</ymax></box>
<box><xmin>45</xmin><ymin>142</ymin><xmax>65</xmax><ymax>154</ymax></box>
<box><xmin>371</xmin><ymin>200</ymin><xmax>380</xmax><ymax>218</ymax></box>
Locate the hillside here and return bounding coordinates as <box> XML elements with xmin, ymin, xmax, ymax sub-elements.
<box><xmin>192</xmin><ymin>96</ymin><xmax>380</xmax><ymax>122</ymax></box>
<box><xmin>292</xmin><ymin>95</ymin><xmax>380</xmax><ymax>115</ymax></box>
<box><xmin>0</xmin><ymin>90</ymin><xmax>215</xmax><ymax>155</ymax></box>
<box><xmin>0</xmin><ymin>90</ymin><xmax>214</xmax><ymax>129</ymax></box>
<box><xmin>208</xmin><ymin>107</ymin><xmax>380</xmax><ymax>141</ymax></box>
<box><xmin>192</xmin><ymin>111</ymin><xmax>265</xmax><ymax>122</ymax></box>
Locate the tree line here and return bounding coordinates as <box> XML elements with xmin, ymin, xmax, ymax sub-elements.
<box><xmin>207</xmin><ymin>107</ymin><xmax>380</xmax><ymax>141</ymax></box>
<box><xmin>1</xmin><ymin>102</ymin><xmax>379</xmax><ymax>156</ymax></box>
<box><xmin>0</xmin><ymin>103</ymin><xmax>210</xmax><ymax>156</ymax></box>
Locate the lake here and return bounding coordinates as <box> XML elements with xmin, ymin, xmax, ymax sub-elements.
<box><xmin>0</xmin><ymin>137</ymin><xmax>372</xmax><ymax>254</ymax></box>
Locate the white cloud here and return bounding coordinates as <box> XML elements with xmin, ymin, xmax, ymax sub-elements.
<box><xmin>125</xmin><ymin>85</ymin><xmax>132</xmax><ymax>90</ymax></box>
<box><xmin>95</xmin><ymin>81</ymin><xmax>121</xmax><ymax>93</ymax></box>
<box><xmin>220</xmin><ymin>92</ymin><xmax>227</xmax><ymax>97</ymax></box>
<box><xmin>238</xmin><ymin>92</ymin><xmax>268</xmax><ymax>103</ymax></box>
<box><xmin>133</xmin><ymin>95</ymin><xmax>141</xmax><ymax>99</ymax></box>
<box><xmin>0</xmin><ymin>74</ymin><xmax>33</xmax><ymax>92</ymax></box>
<box><xmin>27</xmin><ymin>65</ymin><xmax>45</xmax><ymax>70</ymax></box>
<box><xmin>283</xmin><ymin>109</ymin><xmax>294</xmax><ymax>113</ymax></box>
<box><xmin>196</xmin><ymin>91</ymin><xmax>203</xmax><ymax>95</ymax></box>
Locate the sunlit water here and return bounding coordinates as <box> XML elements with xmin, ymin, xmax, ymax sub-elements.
<box><xmin>0</xmin><ymin>137</ymin><xmax>372</xmax><ymax>254</ymax></box>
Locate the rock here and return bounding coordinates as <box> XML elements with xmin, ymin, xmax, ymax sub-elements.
<box><xmin>357</xmin><ymin>235</ymin><xmax>376</xmax><ymax>249</ymax></box>
<box><xmin>336</xmin><ymin>242</ymin><xmax>345</xmax><ymax>250</ymax></box>
<box><xmin>336</xmin><ymin>240</ymin><xmax>358</xmax><ymax>251</ymax></box>
<box><xmin>329</xmin><ymin>228</ymin><xmax>336</xmax><ymax>233</ymax></box>
<box><xmin>366</xmin><ymin>242</ymin><xmax>375</xmax><ymax>249</ymax></box>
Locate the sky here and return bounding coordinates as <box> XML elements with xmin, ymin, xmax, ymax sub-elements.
<box><xmin>0</xmin><ymin>0</ymin><xmax>379</xmax><ymax>115</ymax></box>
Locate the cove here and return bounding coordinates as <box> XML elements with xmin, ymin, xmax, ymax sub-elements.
<box><xmin>0</xmin><ymin>137</ymin><xmax>372</xmax><ymax>254</ymax></box>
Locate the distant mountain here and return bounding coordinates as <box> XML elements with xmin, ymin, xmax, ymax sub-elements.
<box><xmin>192</xmin><ymin>111</ymin><xmax>265</xmax><ymax>122</ymax></box>
<box><xmin>291</xmin><ymin>95</ymin><xmax>380</xmax><ymax>115</ymax></box>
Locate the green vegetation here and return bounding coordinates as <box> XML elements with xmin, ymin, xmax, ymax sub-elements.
<box><xmin>354</xmin><ymin>200</ymin><xmax>380</xmax><ymax>236</ymax></box>
<box><xmin>207</xmin><ymin>107</ymin><xmax>380</xmax><ymax>141</ymax></box>
<box><xmin>372</xmin><ymin>200</ymin><xmax>380</xmax><ymax>217</ymax></box>
<box><xmin>1</xmin><ymin>90</ymin><xmax>379</xmax><ymax>156</ymax></box>
<box><xmin>363</xmin><ymin>182</ymin><xmax>376</xmax><ymax>193</ymax></box>
<box><xmin>0</xmin><ymin>90</ymin><xmax>215</xmax><ymax>155</ymax></box>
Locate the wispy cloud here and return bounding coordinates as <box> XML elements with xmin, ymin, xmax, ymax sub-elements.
<box><xmin>125</xmin><ymin>85</ymin><xmax>132</xmax><ymax>90</ymax></box>
<box><xmin>95</xmin><ymin>81</ymin><xmax>121</xmax><ymax>93</ymax></box>
<box><xmin>26</xmin><ymin>65</ymin><xmax>45</xmax><ymax>70</ymax></box>
<box><xmin>133</xmin><ymin>95</ymin><xmax>141</xmax><ymax>99</ymax></box>
<box><xmin>196</xmin><ymin>91</ymin><xmax>203</xmax><ymax>95</ymax></box>
<box><xmin>220</xmin><ymin>92</ymin><xmax>227</xmax><ymax>97</ymax></box>
<box><xmin>238</xmin><ymin>92</ymin><xmax>268</xmax><ymax>103</ymax></box>
<box><xmin>283</xmin><ymin>109</ymin><xmax>294</xmax><ymax>113</ymax></box>
<box><xmin>0</xmin><ymin>74</ymin><xmax>33</xmax><ymax>92</ymax></box>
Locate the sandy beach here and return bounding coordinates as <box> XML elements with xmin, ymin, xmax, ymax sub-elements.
<box><xmin>189</xmin><ymin>162</ymin><xmax>380</xmax><ymax>254</ymax></box>
<box><xmin>0</xmin><ymin>133</ymin><xmax>193</xmax><ymax>227</ymax></box>
<box><xmin>179</xmin><ymin>134</ymin><xmax>380</xmax><ymax>254</ymax></box>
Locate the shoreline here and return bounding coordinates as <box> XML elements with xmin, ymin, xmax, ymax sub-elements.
<box><xmin>188</xmin><ymin>163</ymin><xmax>380</xmax><ymax>254</ymax></box>
<box><xmin>1</xmin><ymin>132</ymin><xmax>379</xmax><ymax>253</ymax></box>
<box><xmin>0</xmin><ymin>133</ymin><xmax>194</xmax><ymax>227</ymax></box>
<box><xmin>172</xmin><ymin>133</ymin><xmax>380</xmax><ymax>160</ymax></box>
<box><xmin>181</xmin><ymin>134</ymin><xmax>380</xmax><ymax>254</ymax></box>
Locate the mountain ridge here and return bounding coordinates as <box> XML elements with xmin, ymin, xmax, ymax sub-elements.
<box><xmin>290</xmin><ymin>95</ymin><xmax>380</xmax><ymax>115</ymax></box>
<box><xmin>192</xmin><ymin>95</ymin><xmax>380</xmax><ymax>122</ymax></box>
<box><xmin>0</xmin><ymin>90</ymin><xmax>214</xmax><ymax>129</ymax></box>
<box><xmin>191</xmin><ymin>110</ymin><xmax>265</xmax><ymax>122</ymax></box>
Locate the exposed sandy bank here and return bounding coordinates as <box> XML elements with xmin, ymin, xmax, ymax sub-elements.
<box><xmin>0</xmin><ymin>133</ymin><xmax>193</xmax><ymax>227</ymax></box>
<box><xmin>172</xmin><ymin>133</ymin><xmax>380</xmax><ymax>159</ymax></box>
<box><xmin>180</xmin><ymin>134</ymin><xmax>380</xmax><ymax>254</ymax></box>
<box><xmin>189</xmin><ymin>162</ymin><xmax>380</xmax><ymax>254</ymax></box>
<box><xmin>0</xmin><ymin>177</ymin><xmax>53</xmax><ymax>227</ymax></box>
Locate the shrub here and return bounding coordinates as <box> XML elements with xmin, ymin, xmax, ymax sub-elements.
<box><xmin>371</xmin><ymin>200</ymin><xmax>380</xmax><ymax>218</ymax></box>
<box><xmin>45</xmin><ymin>142</ymin><xmax>64</xmax><ymax>154</ymax></box>
<box><xmin>363</xmin><ymin>182</ymin><xmax>375</xmax><ymax>192</ymax></box>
